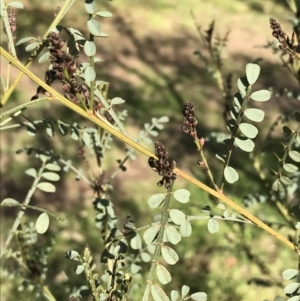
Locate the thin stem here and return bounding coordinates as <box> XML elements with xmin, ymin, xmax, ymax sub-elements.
<box><xmin>0</xmin><ymin>202</ymin><xmax>65</xmax><ymax>221</ymax></box>
<box><xmin>142</xmin><ymin>183</ymin><xmax>174</xmax><ymax>301</ymax></box>
<box><xmin>0</xmin><ymin>0</ymin><xmax>77</xmax><ymax>107</ymax></box>
<box><xmin>0</xmin><ymin>160</ymin><xmax>47</xmax><ymax>259</ymax></box>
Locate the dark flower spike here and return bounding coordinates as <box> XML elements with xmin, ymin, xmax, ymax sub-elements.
<box><xmin>148</xmin><ymin>141</ymin><xmax>177</xmax><ymax>189</ymax></box>
<box><xmin>181</xmin><ymin>102</ymin><xmax>198</xmax><ymax>138</ymax></box>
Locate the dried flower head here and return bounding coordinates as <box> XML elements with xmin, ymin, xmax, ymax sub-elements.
<box><xmin>181</xmin><ymin>102</ymin><xmax>198</xmax><ymax>138</ymax></box>
<box><xmin>148</xmin><ymin>141</ymin><xmax>177</xmax><ymax>189</ymax></box>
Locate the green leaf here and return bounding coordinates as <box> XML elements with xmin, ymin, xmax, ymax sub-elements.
<box><xmin>58</xmin><ymin>121</ymin><xmax>68</xmax><ymax>135</ymax></box>
<box><xmin>208</xmin><ymin>218</ymin><xmax>219</xmax><ymax>233</ymax></box>
<box><xmin>170</xmin><ymin>290</ymin><xmax>179</xmax><ymax>301</ymax></box>
<box><xmin>237</xmin><ymin>78</ymin><xmax>246</xmax><ymax>96</ymax></box>
<box><xmin>250</xmin><ymin>90</ymin><xmax>271</xmax><ymax>102</ymax></box>
<box><xmin>87</xmin><ymin>19</ymin><xmax>102</xmax><ymax>36</ymax></box>
<box><xmin>143</xmin><ymin>226</ymin><xmax>160</xmax><ymax>245</ymax></box>
<box><xmin>42</xmin><ymin>172</ymin><xmax>60</xmax><ymax>181</ymax></box>
<box><xmin>84</xmin><ymin>1</ymin><xmax>97</xmax><ymax>14</ymax></box>
<box><xmin>190</xmin><ymin>292</ymin><xmax>208</xmax><ymax>301</ymax></box>
<box><xmin>244</xmin><ymin>108</ymin><xmax>265</xmax><ymax>122</ymax></box>
<box><xmin>16</xmin><ymin>36</ymin><xmax>35</xmax><ymax>46</ymax></box>
<box><xmin>74</xmin><ymin>265</ymin><xmax>85</xmax><ymax>274</ymax></box>
<box><xmin>141</xmin><ymin>252</ymin><xmax>151</xmax><ymax>262</ymax></box>
<box><xmin>95</xmin><ymin>11</ymin><xmax>113</xmax><ymax>17</ymax></box>
<box><xmin>181</xmin><ymin>285</ymin><xmax>190</xmax><ymax>297</ymax></box>
<box><xmin>37</xmin><ymin>182</ymin><xmax>56</xmax><ymax>193</ymax></box>
<box><xmin>45</xmin><ymin>163</ymin><xmax>61</xmax><ymax>171</ymax></box>
<box><xmin>65</xmin><ymin>250</ymin><xmax>80</xmax><ymax>260</ymax></box>
<box><xmin>246</xmin><ymin>63</ymin><xmax>260</xmax><ymax>85</ymax></box>
<box><xmin>25</xmin><ymin>42</ymin><xmax>39</xmax><ymax>52</ymax></box>
<box><xmin>217</xmin><ymin>203</ymin><xmax>226</xmax><ymax>210</ymax></box>
<box><xmin>161</xmin><ymin>245</ymin><xmax>179</xmax><ymax>265</ymax></box>
<box><xmin>82</xmin><ymin>131</ymin><xmax>91</xmax><ymax>145</ymax></box>
<box><xmin>289</xmin><ymin>150</ymin><xmax>300</xmax><ymax>162</ymax></box>
<box><xmin>157</xmin><ymin>264</ymin><xmax>171</xmax><ymax>284</ymax></box>
<box><xmin>151</xmin><ymin>284</ymin><xmax>170</xmax><ymax>301</ymax></box>
<box><xmin>158</xmin><ymin>116</ymin><xmax>169</xmax><ymax>123</ymax></box>
<box><xmin>111</xmin><ymin>97</ymin><xmax>125</xmax><ymax>105</ymax></box>
<box><xmin>239</xmin><ymin>123</ymin><xmax>258</xmax><ymax>138</ymax></box>
<box><xmin>282</xmin><ymin>269</ymin><xmax>298</xmax><ymax>280</ymax></box>
<box><xmin>130</xmin><ymin>233</ymin><xmax>142</xmax><ymax>249</ymax></box>
<box><xmin>173</xmin><ymin>189</ymin><xmax>190</xmax><ymax>203</ymax></box>
<box><xmin>130</xmin><ymin>263</ymin><xmax>141</xmax><ymax>274</ymax></box>
<box><xmin>7</xmin><ymin>1</ymin><xmax>24</xmax><ymax>9</ymax></box>
<box><xmin>283</xmin><ymin>163</ymin><xmax>298</xmax><ymax>173</ymax></box>
<box><xmin>284</xmin><ymin>282</ymin><xmax>299</xmax><ymax>295</ymax></box>
<box><xmin>235</xmin><ymin>137</ymin><xmax>255</xmax><ymax>152</ymax></box>
<box><xmin>45</xmin><ymin>121</ymin><xmax>55</xmax><ymax>137</ymax></box>
<box><xmin>38</xmin><ymin>51</ymin><xmax>50</xmax><ymax>64</ymax></box>
<box><xmin>169</xmin><ymin>209</ymin><xmax>185</xmax><ymax>225</ymax></box>
<box><xmin>224</xmin><ymin>166</ymin><xmax>239</xmax><ymax>184</ymax></box>
<box><xmin>180</xmin><ymin>220</ymin><xmax>192</xmax><ymax>237</ymax></box>
<box><xmin>36</xmin><ymin>212</ymin><xmax>50</xmax><ymax>234</ymax></box>
<box><xmin>271</xmin><ymin>179</ymin><xmax>283</xmax><ymax>192</ymax></box>
<box><xmin>25</xmin><ymin>168</ymin><xmax>37</xmax><ymax>178</ymax></box>
<box><xmin>280</xmin><ymin>176</ymin><xmax>293</xmax><ymax>185</ymax></box>
<box><xmin>1</xmin><ymin>198</ymin><xmax>19</xmax><ymax>206</ymax></box>
<box><xmin>27</xmin><ymin>122</ymin><xmax>36</xmax><ymax>136</ymax></box>
<box><xmin>71</xmin><ymin>124</ymin><xmax>80</xmax><ymax>140</ymax></box>
<box><xmin>84</xmin><ymin>66</ymin><xmax>96</xmax><ymax>82</ymax></box>
<box><xmin>148</xmin><ymin>194</ymin><xmax>165</xmax><ymax>208</ymax></box>
<box><xmin>84</xmin><ymin>41</ymin><xmax>96</xmax><ymax>56</ymax></box>
<box><xmin>166</xmin><ymin>226</ymin><xmax>181</xmax><ymax>245</ymax></box>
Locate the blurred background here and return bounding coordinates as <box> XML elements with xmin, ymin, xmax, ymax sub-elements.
<box><xmin>1</xmin><ymin>0</ymin><xmax>300</xmax><ymax>300</ymax></box>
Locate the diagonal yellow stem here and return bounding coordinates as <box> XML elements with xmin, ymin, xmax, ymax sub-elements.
<box><xmin>0</xmin><ymin>46</ymin><xmax>295</xmax><ymax>251</ymax></box>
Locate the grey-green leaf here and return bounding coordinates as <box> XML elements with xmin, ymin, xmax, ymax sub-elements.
<box><xmin>284</xmin><ymin>282</ymin><xmax>299</xmax><ymax>295</ymax></box>
<box><xmin>36</xmin><ymin>212</ymin><xmax>50</xmax><ymax>234</ymax></box>
<box><xmin>148</xmin><ymin>194</ymin><xmax>165</xmax><ymax>208</ymax></box>
<box><xmin>246</xmin><ymin>63</ymin><xmax>260</xmax><ymax>85</ymax></box>
<box><xmin>161</xmin><ymin>245</ymin><xmax>179</xmax><ymax>265</ymax></box>
<box><xmin>250</xmin><ymin>90</ymin><xmax>271</xmax><ymax>102</ymax></box>
<box><xmin>283</xmin><ymin>163</ymin><xmax>298</xmax><ymax>173</ymax></box>
<box><xmin>16</xmin><ymin>36</ymin><xmax>35</xmax><ymax>46</ymax></box>
<box><xmin>130</xmin><ymin>233</ymin><xmax>142</xmax><ymax>249</ymax></box>
<box><xmin>141</xmin><ymin>252</ymin><xmax>151</xmax><ymax>262</ymax></box>
<box><xmin>237</xmin><ymin>78</ymin><xmax>246</xmax><ymax>96</ymax></box>
<box><xmin>180</xmin><ymin>220</ymin><xmax>192</xmax><ymax>237</ymax></box>
<box><xmin>224</xmin><ymin>166</ymin><xmax>239</xmax><ymax>184</ymax></box>
<box><xmin>84</xmin><ymin>66</ymin><xmax>96</xmax><ymax>82</ymax></box>
<box><xmin>235</xmin><ymin>137</ymin><xmax>255</xmax><ymax>152</ymax></box>
<box><xmin>166</xmin><ymin>226</ymin><xmax>181</xmax><ymax>245</ymax></box>
<box><xmin>75</xmin><ymin>265</ymin><xmax>85</xmax><ymax>274</ymax></box>
<box><xmin>84</xmin><ymin>1</ymin><xmax>97</xmax><ymax>14</ymax></box>
<box><xmin>38</xmin><ymin>51</ymin><xmax>50</xmax><ymax>64</ymax></box>
<box><xmin>169</xmin><ymin>209</ymin><xmax>185</xmax><ymax>225</ymax></box>
<box><xmin>208</xmin><ymin>218</ymin><xmax>219</xmax><ymax>233</ymax></box>
<box><xmin>37</xmin><ymin>182</ymin><xmax>56</xmax><ymax>193</ymax></box>
<box><xmin>1</xmin><ymin>198</ymin><xmax>20</xmax><ymax>206</ymax></box>
<box><xmin>157</xmin><ymin>264</ymin><xmax>171</xmax><ymax>284</ymax></box>
<box><xmin>27</xmin><ymin>122</ymin><xmax>36</xmax><ymax>136</ymax></box>
<box><xmin>84</xmin><ymin>41</ymin><xmax>96</xmax><ymax>56</ymax></box>
<box><xmin>42</xmin><ymin>172</ymin><xmax>60</xmax><ymax>181</ymax></box>
<box><xmin>7</xmin><ymin>1</ymin><xmax>24</xmax><ymax>9</ymax></box>
<box><xmin>244</xmin><ymin>108</ymin><xmax>265</xmax><ymax>122</ymax></box>
<box><xmin>282</xmin><ymin>268</ymin><xmax>298</xmax><ymax>280</ymax></box>
<box><xmin>151</xmin><ymin>284</ymin><xmax>170</xmax><ymax>301</ymax></box>
<box><xmin>143</xmin><ymin>226</ymin><xmax>160</xmax><ymax>245</ymax></box>
<box><xmin>289</xmin><ymin>150</ymin><xmax>300</xmax><ymax>162</ymax></box>
<box><xmin>239</xmin><ymin>123</ymin><xmax>258</xmax><ymax>139</ymax></box>
<box><xmin>25</xmin><ymin>42</ymin><xmax>39</xmax><ymax>52</ymax></box>
<box><xmin>65</xmin><ymin>250</ymin><xmax>80</xmax><ymax>260</ymax></box>
<box><xmin>111</xmin><ymin>97</ymin><xmax>125</xmax><ymax>105</ymax></box>
<box><xmin>173</xmin><ymin>189</ymin><xmax>190</xmax><ymax>203</ymax></box>
<box><xmin>170</xmin><ymin>290</ymin><xmax>179</xmax><ymax>301</ymax></box>
<box><xmin>45</xmin><ymin>163</ymin><xmax>61</xmax><ymax>171</ymax></box>
<box><xmin>181</xmin><ymin>285</ymin><xmax>190</xmax><ymax>297</ymax></box>
<box><xmin>82</xmin><ymin>131</ymin><xmax>91</xmax><ymax>145</ymax></box>
<box><xmin>25</xmin><ymin>168</ymin><xmax>37</xmax><ymax>178</ymax></box>
<box><xmin>87</xmin><ymin>19</ymin><xmax>102</xmax><ymax>36</ymax></box>
<box><xmin>95</xmin><ymin>11</ymin><xmax>113</xmax><ymax>17</ymax></box>
<box><xmin>190</xmin><ymin>292</ymin><xmax>208</xmax><ymax>301</ymax></box>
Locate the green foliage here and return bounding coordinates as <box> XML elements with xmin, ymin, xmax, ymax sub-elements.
<box><xmin>1</xmin><ymin>1</ymin><xmax>300</xmax><ymax>301</ymax></box>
